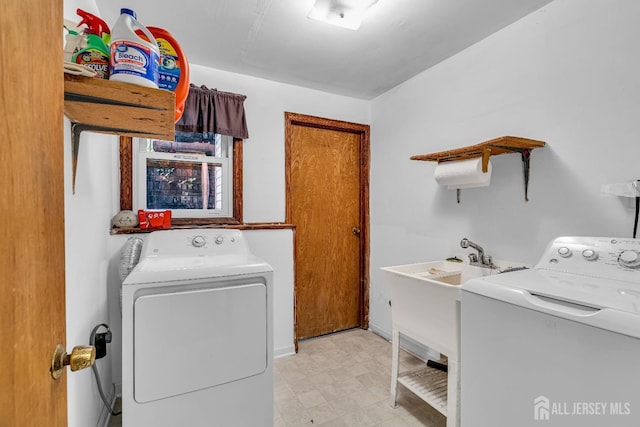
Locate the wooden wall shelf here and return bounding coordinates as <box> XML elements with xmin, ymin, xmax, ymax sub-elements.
<box><xmin>63</xmin><ymin>74</ymin><xmax>175</xmax><ymax>192</ymax></box>
<box><xmin>411</xmin><ymin>136</ymin><xmax>547</xmax><ymax>201</ymax></box>
<box><xmin>410</xmin><ymin>136</ymin><xmax>545</xmax><ymax>163</ymax></box>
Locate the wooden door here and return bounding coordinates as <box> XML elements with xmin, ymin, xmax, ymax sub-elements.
<box><xmin>0</xmin><ymin>0</ymin><xmax>67</xmax><ymax>425</ymax></box>
<box><xmin>286</xmin><ymin>113</ymin><xmax>370</xmax><ymax>341</ymax></box>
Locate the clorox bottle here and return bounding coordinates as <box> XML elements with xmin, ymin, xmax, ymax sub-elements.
<box><xmin>109</xmin><ymin>8</ymin><xmax>159</xmax><ymax>88</ymax></box>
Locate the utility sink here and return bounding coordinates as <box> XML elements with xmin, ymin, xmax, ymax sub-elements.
<box><xmin>381</xmin><ymin>261</ymin><xmax>497</xmax><ymax>357</ymax></box>
<box><xmin>383</xmin><ymin>258</ymin><xmax>528</xmax><ymax>424</ymax></box>
<box><xmin>381</xmin><ymin>260</ymin><xmax>526</xmax><ymax>355</ymax></box>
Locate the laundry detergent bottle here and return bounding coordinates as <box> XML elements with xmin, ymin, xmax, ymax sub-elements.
<box><xmin>147</xmin><ymin>27</ymin><xmax>190</xmax><ymax>122</ymax></box>
<box><xmin>109</xmin><ymin>8</ymin><xmax>159</xmax><ymax>88</ymax></box>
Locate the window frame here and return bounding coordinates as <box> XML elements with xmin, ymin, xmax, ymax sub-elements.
<box><xmin>133</xmin><ymin>136</ymin><xmax>233</xmax><ymax>219</ymax></box>
<box><xmin>119</xmin><ymin>135</ymin><xmax>243</xmax><ymax>227</ymax></box>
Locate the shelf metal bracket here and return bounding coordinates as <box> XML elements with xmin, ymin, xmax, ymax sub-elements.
<box><xmin>70</xmin><ymin>122</ymin><xmax>168</xmax><ymax>194</ymax></box>
<box><xmin>490</xmin><ymin>144</ymin><xmax>533</xmax><ymax>202</ymax></box>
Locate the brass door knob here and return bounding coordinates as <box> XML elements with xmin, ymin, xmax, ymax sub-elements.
<box><xmin>50</xmin><ymin>344</ymin><xmax>96</xmax><ymax>380</ymax></box>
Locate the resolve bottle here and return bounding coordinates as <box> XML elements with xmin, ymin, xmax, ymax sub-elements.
<box><xmin>72</xmin><ymin>9</ymin><xmax>111</xmax><ymax>79</ymax></box>
<box><xmin>109</xmin><ymin>8</ymin><xmax>160</xmax><ymax>88</ymax></box>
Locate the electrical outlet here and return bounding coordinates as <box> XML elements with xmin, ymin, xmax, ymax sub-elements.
<box><xmin>95</xmin><ymin>333</ymin><xmax>107</xmax><ymax>359</ymax></box>
<box><xmin>94</xmin><ymin>331</ymin><xmax>112</xmax><ymax>360</ymax></box>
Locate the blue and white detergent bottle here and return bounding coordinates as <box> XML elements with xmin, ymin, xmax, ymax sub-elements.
<box><xmin>109</xmin><ymin>8</ymin><xmax>160</xmax><ymax>88</ymax></box>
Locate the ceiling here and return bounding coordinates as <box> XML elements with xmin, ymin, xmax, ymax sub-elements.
<box><xmin>96</xmin><ymin>0</ymin><xmax>554</xmax><ymax>100</ymax></box>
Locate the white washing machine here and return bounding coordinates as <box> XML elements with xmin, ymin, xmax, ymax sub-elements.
<box><xmin>121</xmin><ymin>229</ymin><xmax>273</xmax><ymax>427</ymax></box>
<box><xmin>460</xmin><ymin>236</ymin><xmax>640</xmax><ymax>426</ymax></box>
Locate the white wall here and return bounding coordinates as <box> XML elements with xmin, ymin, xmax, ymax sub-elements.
<box><xmin>64</xmin><ymin>123</ymin><xmax>120</xmax><ymax>426</ymax></box>
<box><xmin>369</xmin><ymin>0</ymin><xmax>640</xmax><ymax>339</ymax></box>
<box><xmin>244</xmin><ymin>229</ymin><xmax>295</xmax><ymax>358</ymax></box>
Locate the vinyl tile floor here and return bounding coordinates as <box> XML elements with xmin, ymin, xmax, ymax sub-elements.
<box><xmin>108</xmin><ymin>328</ymin><xmax>446</xmax><ymax>427</ymax></box>
<box><xmin>274</xmin><ymin>328</ymin><xmax>445</xmax><ymax>427</ymax></box>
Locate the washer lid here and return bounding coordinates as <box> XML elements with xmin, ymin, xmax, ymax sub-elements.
<box><xmin>464</xmin><ymin>268</ymin><xmax>640</xmax><ymax>315</ymax></box>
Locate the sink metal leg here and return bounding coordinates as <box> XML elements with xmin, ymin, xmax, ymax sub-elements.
<box><xmin>390</xmin><ymin>328</ymin><xmax>400</xmax><ymax>408</ymax></box>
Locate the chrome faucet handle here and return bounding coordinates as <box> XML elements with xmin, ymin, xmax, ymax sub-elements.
<box><xmin>468</xmin><ymin>253</ymin><xmax>478</xmax><ymax>263</ymax></box>
<box><xmin>482</xmin><ymin>255</ymin><xmax>494</xmax><ymax>266</ymax></box>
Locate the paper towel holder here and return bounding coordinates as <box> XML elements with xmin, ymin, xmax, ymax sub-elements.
<box><xmin>411</xmin><ymin>136</ymin><xmax>546</xmax><ymax>202</ymax></box>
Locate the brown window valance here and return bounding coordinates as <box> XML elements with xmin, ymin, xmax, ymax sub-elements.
<box><xmin>175</xmin><ymin>84</ymin><xmax>248</xmax><ymax>142</ymax></box>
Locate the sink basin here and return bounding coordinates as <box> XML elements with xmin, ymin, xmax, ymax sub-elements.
<box><xmin>381</xmin><ymin>261</ymin><xmax>495</xmax><ymax>357</ymax></box>
<box><xmin>382</xmin><ymin>260</ymin><xmax>491</xmax><ymax>285</ymax></box>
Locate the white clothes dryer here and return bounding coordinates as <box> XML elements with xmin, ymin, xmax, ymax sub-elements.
<box><xmin>121</xmin><ymin>229</ymin><xmax>273</xmax><ymax>427</ymax></box>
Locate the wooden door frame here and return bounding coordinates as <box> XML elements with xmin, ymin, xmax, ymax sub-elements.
<box><xmin>285</xmin><ymin>112</ymin><xmax>370</xmax><ymax>350</ymax></box>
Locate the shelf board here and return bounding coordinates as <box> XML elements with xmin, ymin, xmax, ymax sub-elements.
<box><xmin>398</xmin><ymin>365</ymin><xmax>449</xmax><ymax>416</ymax></box>
<box><xmin>410</xmin><ymin>136</ymin><xmax>545</xmax><ymax>163</ymax></box>
<box><xmin>64</xmin><ymin>74</ymin><xmax>175</xmax><ymax>140</ymax></box>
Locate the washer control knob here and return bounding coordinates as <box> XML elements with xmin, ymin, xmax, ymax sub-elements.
<box><xmin>215</xmin><ymin>236</ymin><xmax>224</xmax><ymax>245</ymax></box>
<box><xmin>581</xmin><ymin>249</ymin><xmax>598</xmax><ymax>261</ymax></box>
<box><xmin>557</xmin><ymin>247</ymin><xmax>572</xmax><ymax>258</ymax></box>
<box><xmin>191</xmin><ymin>235</ymin><xmax>206</xmax><ymax>247</ymax></box>
<box><xmin>618</xmin><ymin>250</ymin><xmax>640</xmax><ymax>268</ymax></box>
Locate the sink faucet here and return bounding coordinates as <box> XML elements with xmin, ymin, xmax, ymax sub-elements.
<box><xmin>460</xmin><ymin>238</ymin><xmax>495</xmax><ymax>268</ymax></box>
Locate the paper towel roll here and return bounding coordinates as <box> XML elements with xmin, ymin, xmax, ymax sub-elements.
<box><xmin>434</xmin><ymin>157</ymin><xmax>492</xmax><ymax>189</ymax></box>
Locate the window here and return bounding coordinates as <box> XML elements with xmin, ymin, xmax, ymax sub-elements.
<box><xmin>134</xmin><ymin>135</ymin><xmax>233</xmax><ymax>218</ymax></box>
<box><xmin>119</xmin><ymin>135</ymin><xmax>243</xmax><ymax>226</ymax></box>
<box><xmin>118</xmin><ymin>84</ymin><xmax>249</xmax><ymax>228</ymax></box>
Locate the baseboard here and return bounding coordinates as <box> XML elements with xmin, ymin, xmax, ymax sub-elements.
<box><xmin>368</xmin><ymin>323</ymin><xmax>440</xmax><ymax>362</ymax></box>
<box><xmin>274</xmin><ymin>344</ymin><xmax>296</xmax><ymax>358</ymax></box>
<box><xmin>368</xmin><ymin>322</ymin><xmax>390</xmax><ymax>341</ymax></box>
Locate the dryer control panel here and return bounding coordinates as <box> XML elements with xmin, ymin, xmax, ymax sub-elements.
<box><xmin>141</xmin><ymin>229</ymin><xmax>247</xmax><ymax>256</ymax></box>
<box><xmin>536</xmin><ymin>236</ymin><xmax>640</xmax><ymax>281</ymax></box>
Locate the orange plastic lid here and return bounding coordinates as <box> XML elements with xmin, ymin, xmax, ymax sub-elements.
<box><xmin>147</xmin><ymin>26</ymin><xmax>190</xmax><ymax>122</ymax></box>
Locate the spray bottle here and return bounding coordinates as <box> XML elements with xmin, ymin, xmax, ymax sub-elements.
<box><xmin>72</xmin><ymin>9</ymin><xmax>111</xmax><ymax>79</ymax></box>
<box><xmin>63</xmin><ymin>19</ymin><xmax>84</xmax><ymax>62</ymax></box>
